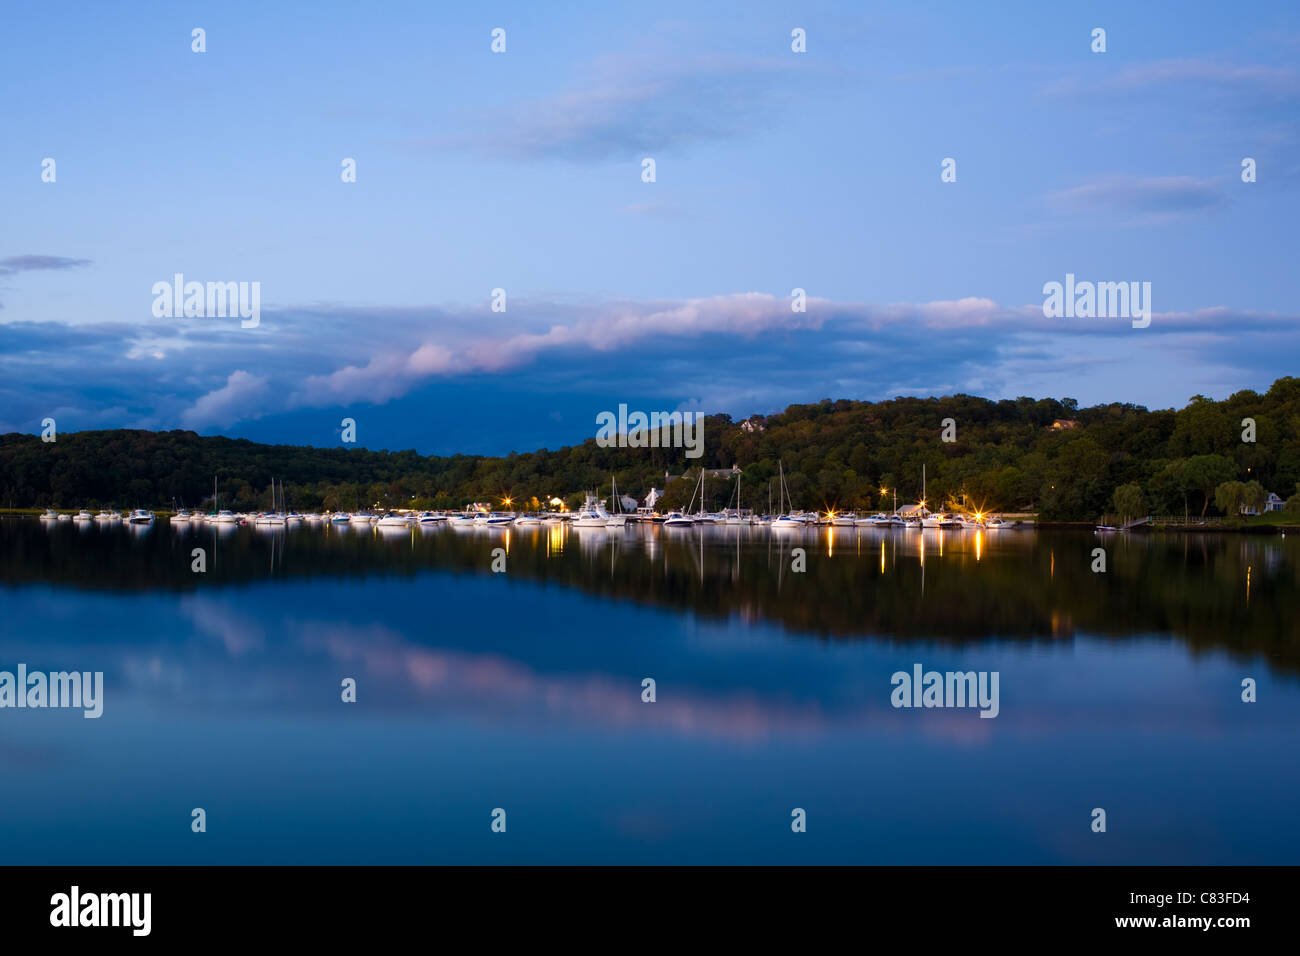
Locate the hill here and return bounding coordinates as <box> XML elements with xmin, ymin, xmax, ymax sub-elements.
<box><xmin>2</xmin><ymin>378</ymin><xmax>1298</xmax><ymax>520</ymax></box>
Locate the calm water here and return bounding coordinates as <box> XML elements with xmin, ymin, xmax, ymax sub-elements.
<box><xmin>1</xmin><ymin>516</ymin><xmax>1297</xmax><ymax>864</ymax></box>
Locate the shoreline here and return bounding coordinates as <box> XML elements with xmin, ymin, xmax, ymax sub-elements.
<box><xmin>3</xmin><ymin>510</ymin><xmax>1291</xmax><ymax>534</ymax></box>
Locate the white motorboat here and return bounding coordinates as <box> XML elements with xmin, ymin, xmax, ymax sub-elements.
<box><xmin>572</xmin><ymin>494</ymin><xmax>612</xmax><ymax>528</ymax></box>
<box><xmin>662</xmin><ymin>511</ymin><xmax>694</xmax><ymax>527</ymax></box>
<box><xmin>210</xmin><ymin>510</ymin><xmax>239</xmax><ymax>524</ymax></box>
<box><xmin>416</xmin><ymin>512</ymin><xmax>445</xmax><ymax>524</ymax></box>
<box><xmin>40</xmin><ymin>509</ymin><xmax>58</xmax><ymax>521</ymax></box>
<box><xmin>377</xmin><ymin>513</ymin><xmax>411</xmax><ymax>527</ymax></box>
<box><xmin>170</xmin><ymin>509</ymin><xmax>193</xmax><ymax>523</ymax></box>
<box><xmin>351</xmin><ymin>512</ymin><xmax>376</xmax><ymax>524</ymax></box>
<box><xmin>127</xmin><ymin>509</ymin><xmax>155</xmax><ymax>524</ymax></box>
<box><xmin>984</xmin><ymin>516</ymin><xmax>1006</xmax><ymax>529</ymax></box>
<box><xmin>830</xmin><ymin>513</ymin><xmax>858</xmax><ymax>527</ymax></box>
<box><xmin>74</xmin><ymin>510</ymin><xmax>93</xmax><ymax>521</ymax></box>
<box><xmin>95</xmin><ymin>510</ymin><xmax>122</xmax><ymax>522</ymax></box>
<box><xmin>513</xmin><ymin>515</ymin><xmax>540</xmax><ymax>526</ymax></box>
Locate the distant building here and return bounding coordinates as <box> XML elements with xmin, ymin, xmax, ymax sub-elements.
<box><xmin>644</xmin><ymin>488</ymin><xmax>663</xmax><ymax>509</ymax></box>
<box><xmin>1050</xmin><ymin>419</ymin><xmax>1079</xmax><ymax>430</ymax></box>
<box><xmin>1244</xmin><ymin>492</ymin><xmax>1285</xmax><ymax>516</ymax></box>
<box><xmin>664</xmin><ymin>464</ymin><xmax>740</xmax><ymax>483</ymax></box>
<box><xmin>619</xmin><ymin>494</ymin><xmax>639</xmax><ymax>512</ymax></box>
<box><xmin>740</xmin><ymin>417</ymin><xmax>766</xmax><ymax>433</ymax></box>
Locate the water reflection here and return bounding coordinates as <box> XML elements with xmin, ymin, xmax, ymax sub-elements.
<box><xmin>4</xmin><ymin>516</ymin><xmax>1298</xmax><ymax>863</ymax></box>
<box><xmin>6</xmin><ymin>516</ymin><xmax>1296</xmax><ymax>671</ymax></box>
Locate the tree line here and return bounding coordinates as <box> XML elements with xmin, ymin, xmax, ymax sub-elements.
<box><xmin>2</xmin><ymin>377</ymin><xmax>1298</xmax><ymax>520</ymax></box>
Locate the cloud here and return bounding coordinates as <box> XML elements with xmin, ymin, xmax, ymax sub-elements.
<box><xmin>1100</xmin><ymin>59</ymin><xmax>1300</xmax><ymax>102</ymax></box>
<box><xmin>5</xmin><ymin>293</ymin><xmax>1300</xmax><ymax>442</ymax></box>
<box><xmin>1042</xmin><ymin>57</ymin><xmax>1300</xmax><ymax>174</ymax></box>
<box><xmin>0</xmin><ymin>255</ymin><xmax>92</xmax><ymax>276</ymax></box>
<box><xmin>1047</xmin><ymin>175</ymin><xmax>1229</xmax><ymax>222</ymax></box>
<box><xmin>423</xmin><ymin>53</ymin><xmax>805</xmax><ymax>163</ymax></box>
<box><xmin>180</xmin><ymin>370</ymin><xmax>272</xmax><ymax>428</ymax></box>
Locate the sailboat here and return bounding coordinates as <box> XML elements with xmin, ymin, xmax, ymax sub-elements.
<box><xmin>255</xmin><ymin>477</ymin><xmax>287</xmax><ymax>525</ymax></box>
<box><xmin>919</xmin><ymin>464</ymin><xmax>947</xmax><ymax>528</ymax></box>
<box><xmin>605</xmin><ymin>477</ymin><xmax>627</xmax><ymax>527</ymax></box>
<box><xmin>771</xmin><ymin>462</ymin><xmax>802</xmax><ymax>530</ymax></box>
<box><xmin>723</xmin><ymin>469</ymin><xmax>749</xmax><ymax>524</ymax></box>
<box><xmin>693</xmin><ymin>469</ymin><xmax>718</xmax><ymax>525</ymax></box>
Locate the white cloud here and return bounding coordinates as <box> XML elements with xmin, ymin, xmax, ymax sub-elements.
<box><xmin>181</xmin><ymin>370</ymin><xmax>272</xmax><ymax>428</ymax></box>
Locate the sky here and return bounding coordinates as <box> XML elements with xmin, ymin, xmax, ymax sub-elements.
<box><xmin>1</xmin><ymin>0</ymin><xmax>1297</xmax><ymax>455</ymax></box>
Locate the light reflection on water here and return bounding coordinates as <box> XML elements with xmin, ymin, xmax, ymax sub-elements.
<box><xmin>1</xmin><ymin>516</ymin><xmax>1297</xmax><ymax>864</ymax></box>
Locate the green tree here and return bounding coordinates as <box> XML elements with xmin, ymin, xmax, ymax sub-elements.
<box><xmin>1182</xmin><ymin>454</ymin><xmax>1237</xmax><ymax>517</ymax></box>
<box><xmin>1285</xmin><ymin>483</ymin><xmax>1300</xmax><ymax>513</ymax></box>
<box><xmin>1112</xmin><ymin>482</ymin><xmax>1146</xmax><ymax>522</ymax></box>
<box><xmin>1242</xmin><ymin>480</ymin><xmax>1268</xmax><ymax>515</ymax></box>
<box><xmin>1214</xmin><ymin>480</ymin><xmax>1246</xmax><ymax>517</ymax></box>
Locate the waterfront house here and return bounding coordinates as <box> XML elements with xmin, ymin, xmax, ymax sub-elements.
<box><xmin>1241</xmin><ymin>492</ymin><xmax>1285</xmax><ymax>516</ymax></box>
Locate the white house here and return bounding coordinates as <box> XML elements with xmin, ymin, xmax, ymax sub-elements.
<box><xmin>644</xmin><ymin>488</ymin><xmax>663</xmax><ymax>509</ymax></box>
<box><xmin>1241</xmin><ymin>492</ymin><xmax>1285</xmax><ymax>516</ymax></box>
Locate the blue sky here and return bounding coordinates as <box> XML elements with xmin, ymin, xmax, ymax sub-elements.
<box><xmin>2</xmin><ymin>0</ymin><xmax>1297</xmax><ymax>454</ymax></box>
